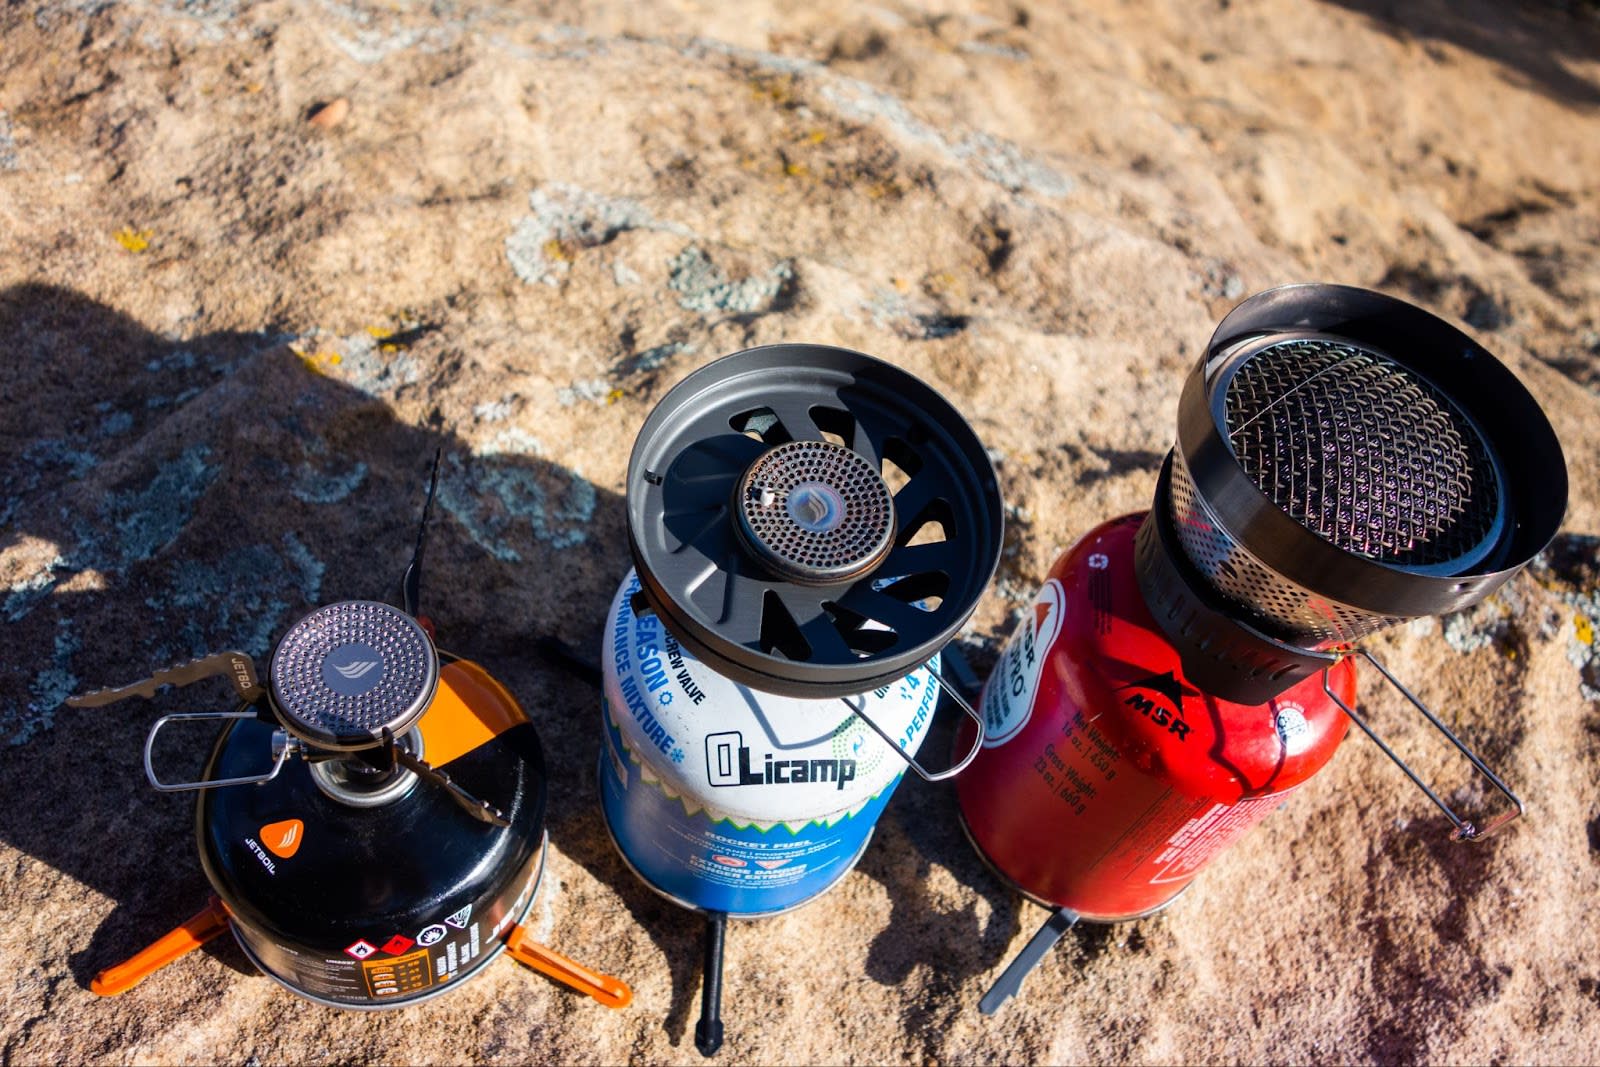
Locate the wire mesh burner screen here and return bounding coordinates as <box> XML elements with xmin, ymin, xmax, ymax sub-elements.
<box><xmin>736</xmin><ymin>440</ymin><xmax>895</xmax><ymax>584</ymax></box>
<box><xmin>269</xmin><ymin>600</ymin><xmax>438</xmax><ymax>749</ymax></box>
<box><xmin>1222</xmin><ymin>338</ymin><xmax>1503</xmax><ymax>571</ymax></box>
<box><xmin>1153</xmin><ymin>285</ymin><xmax>1566</xmax><ymax>693</ymax></box>
<box><xmin>1167</xmin><ymin>455</ymin><xmax>1402</xmax><ymax>642</ymax></box>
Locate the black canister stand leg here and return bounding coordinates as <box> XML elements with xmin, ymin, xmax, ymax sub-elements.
<box><xmin>695</xmin><ymin>911</ymin><xmax>727</xmax><ymax>1057</ymax></box>
<box><xmin>979</xmin><ymin>906</ymin><xmax>1079</xmax><ymax>1015</ymax></box>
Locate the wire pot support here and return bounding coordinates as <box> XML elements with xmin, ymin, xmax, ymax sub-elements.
<box><xmin>1323</xmin><ymin>647</ymin><xmax>1525</xmax><ymax>842</ymax></box>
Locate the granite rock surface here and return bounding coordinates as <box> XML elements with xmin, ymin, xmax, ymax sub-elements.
<box><xmin>2</xmin><ymin>1</ymin><xmax>1599</xmax><ymax>1063</ymax></box>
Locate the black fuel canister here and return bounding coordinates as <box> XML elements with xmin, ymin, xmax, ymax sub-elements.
<box><xmin>71</xmin><ymin>464</ymin><xmax>630</xmax><ymax>1012</ymax></box>
<box><xmin>197</xmin><ymin>656</ymin><xmax>547</xmax><ymax>1008</ymax></box>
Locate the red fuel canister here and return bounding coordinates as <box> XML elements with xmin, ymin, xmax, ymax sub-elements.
<box><xmin>956</xmin><ymin>512</ymin><xmax>1354</xmax><ymax>922</ymax></box>
<box><xmin>956</xmin><ymin>284</ymin><xmax>1568</xmax><ymax>1015</ymax></box>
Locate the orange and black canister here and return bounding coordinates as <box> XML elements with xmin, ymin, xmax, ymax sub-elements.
<box><xmin>71</xmin><ymin>461</ymin><xmax>630</xmax><ymax>1010</ymax></box>
<box><xmin>195</xmin><ymin>628</ymin><xmax>550</xmax><ymax>1008</ymax></box>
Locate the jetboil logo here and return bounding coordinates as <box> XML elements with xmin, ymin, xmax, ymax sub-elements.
<box><xmin>705</xmin><ymin>730</ymin><xmax>858</xmax><ymax>791</ymax></box>
<box><xmin>1117</xmin><ymin>670</ymin><xmax>1194</xmax><ymax>741</ymax></box>
<box><xmin>323</xmin><ymin>643</ymin><xmax>385</xmax><ymax>695</ymax></box>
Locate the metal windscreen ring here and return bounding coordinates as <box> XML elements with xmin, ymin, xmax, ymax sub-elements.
<box><xmin>1168</xmin><ymin>283</ymin><xmax>1567</xmax><ymax>646</ymax></box>
<box><xmin>1135</xmin><ymin>455</ymin><xmax>1340</xmax><ymax>705</ymax></box>
<box><xmin>626</xmin><ymin>343</ymin><xmax>1004</xmax><ymax>698</ymax></box>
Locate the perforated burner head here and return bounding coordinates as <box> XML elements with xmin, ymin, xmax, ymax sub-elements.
<box><xmin>269</xmin><ymin>601</ymin><xmax>439</xmax><ymax>751</ymax></box>
<box><xmin>1171</xmin><ymin>333</ymin><xmax>1509</xmax><ymax>640</ymax></box>
<box><xmin>736</xmin><ymin>440</ymin><xmax>896</xmax><ymax>585</ymax></box>
<box><xmin>1159</xmin><ymin>284</ymin><xmax>1566</xmax><ymax>652</ymax></box>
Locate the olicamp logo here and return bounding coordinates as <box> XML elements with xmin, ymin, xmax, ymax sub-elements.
<box><xmin>1117</xmin><ymin>670</ymin><xmax>1193</xmax><ymax>741</ymax></box>
<box><xmin>705</xmin><ymin>731</ymin><xmax>857</xmax><ymax>791</ymax></box>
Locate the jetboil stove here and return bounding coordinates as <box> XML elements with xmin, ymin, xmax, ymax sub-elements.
<box><xmin>69</xmin><ymin>458</ymin><xmax>630</xmax><ymax>1010</ymax></box>
<box><xmin>597</xmin><ymin>344</ymin><xmax>1004</xmax><ymax>1055</ymax></box>
<box><xmin>955</xmin><ymin>284</ymin><xmax>1567</xmax><ymax>1012</ymax></box>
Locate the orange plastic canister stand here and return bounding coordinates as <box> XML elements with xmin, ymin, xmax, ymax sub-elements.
<box><xmin>505</xmin><ymin>924</ymin><xmax>633</xmax><ymax>1008</ymax></box>
<box><xmin>91</xmin><ymin>896</ymin><xmax>231</xmax><ymax>996</ymax></box>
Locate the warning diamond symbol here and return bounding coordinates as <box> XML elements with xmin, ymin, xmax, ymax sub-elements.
<box><xmin>381</xmin><ymin>934</ymin><xmax>414</xmax><ymax>955</ymax></box>
<box><xmin>344</xmin><ymin>939</ymin><xmax>377</xmax><ymax>960</ymax></box>
<box><xmin>445</xmin><ymin>905</ymin><xmax>472</xmax><ymax>929</ymax></box>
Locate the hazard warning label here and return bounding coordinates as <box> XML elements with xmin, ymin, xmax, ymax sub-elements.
<box><xmin>982</xmin><ymin>579</ymin><xmax>1064</xmax><ymax>748</ymax></box>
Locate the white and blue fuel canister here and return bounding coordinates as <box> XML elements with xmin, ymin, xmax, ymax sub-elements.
<box><xmin>599</xmin><ymin>570</ymin><xmax>940</xmax><ymax>917</ymax></box>
<box><xmin>606</xmin><ymin>343</ymin><xmax>1004</xmax><ymax>1057</ymax></box>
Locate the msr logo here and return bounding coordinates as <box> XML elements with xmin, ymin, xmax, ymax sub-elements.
<box><xmin>1117</xmin><ymin>671</ymin><xmax>1195</xmax><ymax>742</ymax></box>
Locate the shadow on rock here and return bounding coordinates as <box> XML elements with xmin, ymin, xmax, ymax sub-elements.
<box><xmin>1354</xmin><ymin>816</ymin><xmax>1509</xmax><ymax>1063</ymax></box>
<box><xmin>523</xmin><ymin>650</ymin><xmax>712</xmax><ymax>1050</ymax></box>
<box><xmin>1323</xmin><ymin>0</ymin><xmax>1600</xmax><ymax>107</ymax></box>
<box><xmin>850</xmin><ymin>661</ymin><xmax>1176</xmax><ymax>1041</ymax></box>
<box><xmin>847</xmin><ymin>664</ymin><xmax>1143</xmax><ymax>1041</ymax></box>
<box><xmin>0</xmin><ymin>284</ymin><xmax>630</xmax><ymax>997</ymax></box>
<box><xmin>853</xmin><ymin>683</ymin><xmax>1022</xmax><ymax>984</ymax></box>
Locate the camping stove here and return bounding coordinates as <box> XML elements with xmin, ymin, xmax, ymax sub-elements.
<box><xmin>954</xmin><ymin>284</ymin><xmax>1568</xmax><ymax>1012</ymax></box>
<box><xmin>599</xmin><ymin>344</ymin><xmax>1004</xmax><ymax>1055</ymax></box>
<box><xmin>70</xmin><ymin>456</ymin><xmax>630</xmax><ymax>1010</ymax></box>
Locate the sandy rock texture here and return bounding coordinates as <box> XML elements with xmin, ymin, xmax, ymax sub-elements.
<box><xmin>3</xmin><ymin>0</ymin><xmax>1599</xmax><ymax>1063</ymax></box>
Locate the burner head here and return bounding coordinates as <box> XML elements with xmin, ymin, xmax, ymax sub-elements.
<box><xmin>625</xmin><ymin>343</ymin><xmax>1004</xmax><ymax>698</ymax></box>
<box><xmin>736</xmin><ymin>440</ymin><xmax>896</xmax><ymax>585</ymax></box>
<box><xmin>1222</xmin><ymin>336</ymin><xmax>1504</xmax><ymax>573</ymax></box>
<box><xmin>1170</xmin><ymin>333</ymin><xmax>1510</xmax><ymax>643</ymax></box>
<box><xmin>269</xmin><ymin>601</ymin><xmax>439</xmax><ymax>750</ymax></box>
<box><xmin>1138</xmin><ymin>284</ymin><xmax>1567</xmax><ymax>701</ymax></box>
